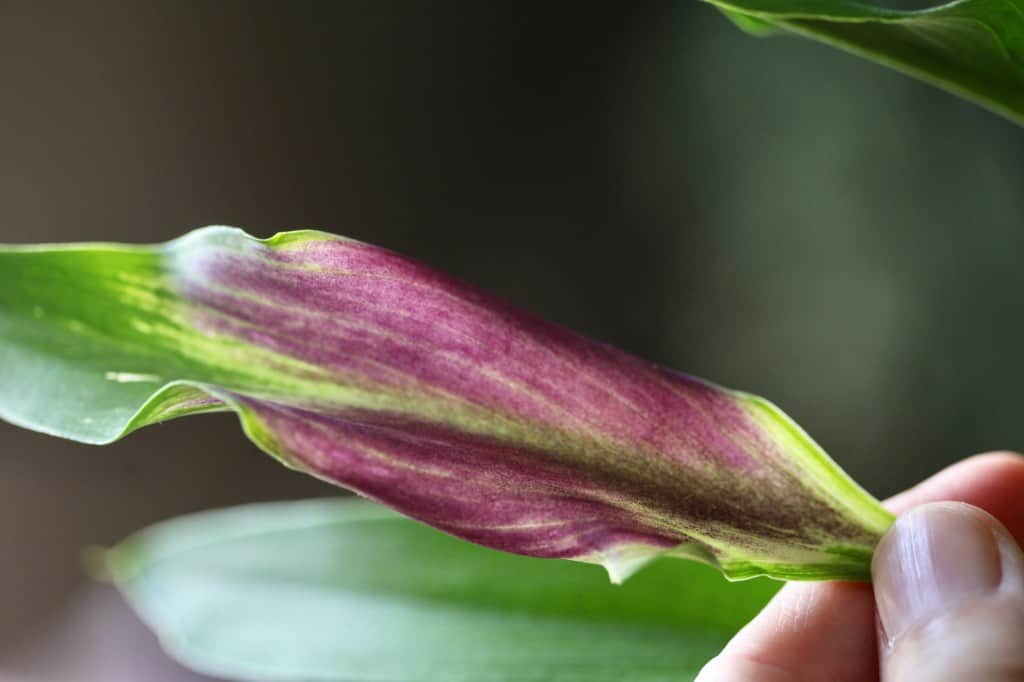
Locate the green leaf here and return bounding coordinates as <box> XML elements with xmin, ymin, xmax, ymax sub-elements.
<box><xmin>706</xmin><ymin>0</ymin><xmax>1024</xmax><ymax>126</ymax></box>
<box><xmin>719</xmin><ymin>7</ymin><xmax>782</xmax><ymax>36</ymax></box>
<box><xmin>105</xmin><ymin>498</ymin><xmax>779</xmax><ymax>682</ymax></box>
<box><xmin>0</xmin><ymin>227</ymin><xmax>892</xmax><ymax>582</ymax></box>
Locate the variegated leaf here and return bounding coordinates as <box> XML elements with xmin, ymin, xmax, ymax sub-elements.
<box><xmin>0</xmin><ymin>227</ymin><xmax>893</xmax><ymax>581</ymax></box>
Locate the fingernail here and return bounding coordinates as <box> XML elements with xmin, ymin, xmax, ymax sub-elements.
<box><xmin>872</xmin><ymin>502</ymin><xmax>1002</xmax><ymax>644</ymax></box>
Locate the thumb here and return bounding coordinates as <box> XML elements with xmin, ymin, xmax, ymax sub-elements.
<box><xmin>873</xmin><ymin>502</ymin><xmax>1024</xmax><ymax>681</ymax></box>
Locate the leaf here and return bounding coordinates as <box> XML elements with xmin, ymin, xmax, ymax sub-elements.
<box><xmin>104</xmin><ymin>497</ymin><xmax>780</xmax><ymax>682</ymax></box>
<box><xmin>705</xmin><ymin>0</ymin><xmax>1024</xmax><ymax>126</ymax></box>
<box><xmin>719</xmin><ymin>6</ymin><xmax>782</xmax><ymax>36</ymax></box>
<box><xmin>0</xmin><ymin>227</ymin><xmax>893</xmax><ymax>582</ymax></box>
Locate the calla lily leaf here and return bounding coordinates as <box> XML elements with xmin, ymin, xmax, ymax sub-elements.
<box><xmin>103</xmin><ymin>498</ymin><xmax>781</xmax><ymax>682</ymax></box>
<box><xmin>0</xmin><ymin>227</ymin><xmax>892</xmax><ymax>582</ymax></box>
<box><xmin>705</xmin><ymin>0</ymin><xmax>1024</xmax><ymax>126</ymax></box>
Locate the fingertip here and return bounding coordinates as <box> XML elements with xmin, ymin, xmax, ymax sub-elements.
<box><xmin>872</xmin><ymin>502</ymin><xmax>1004</xmax><ymax>643</ymax></box>
<box><xmin>884</xmin><ymin>451</ymin><xmax>1024</xmax><ymax>541</ymax></box>
<box><xmin>958</xmin><ymin>451</ymin><xmax>1024</xmax><ymax>488</ymax></box>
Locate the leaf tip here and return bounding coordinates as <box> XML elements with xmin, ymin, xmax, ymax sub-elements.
<box><xmin>596</xmin><ymin>545</ymin><xmax>666</xmax><ymax>585</ymax></box>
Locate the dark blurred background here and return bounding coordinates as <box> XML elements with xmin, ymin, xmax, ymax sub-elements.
<box><xmin>2</xmin><ymin>1</ymin><xmax>1022</xmax><ymax>679</ymax></box>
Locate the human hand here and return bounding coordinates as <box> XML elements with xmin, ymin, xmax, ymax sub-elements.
<box><xmin>697</xmin><ymin>452</ymin><xmax>1024</xmax><ymax>682</ymax></box>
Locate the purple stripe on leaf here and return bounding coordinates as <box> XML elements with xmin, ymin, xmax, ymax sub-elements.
<box><xmin>160</xmin><ymin>228</ymin><xmax>893</xmax><ymax>581</ymax></box>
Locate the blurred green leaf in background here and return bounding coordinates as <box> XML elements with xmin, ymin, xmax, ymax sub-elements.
<box><xmin>706</xmin><ymin>0</ymin><xmax>1024</xmax><ymax>126</ymax></box>
<box><xmin>105</xmin><ymin>499</ymin><xmax>779</xmax><ymax>682</ymax></box>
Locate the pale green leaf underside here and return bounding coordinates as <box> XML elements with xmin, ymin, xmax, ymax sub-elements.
<box><xmin>106</xmin><ymin>498</ymin><xmax>779</xmax><ymax>682</ymax></box>
<box><xmin>706</xmin><ymin>0</ymin><xmax>1024</xmax><ymax>126</ymax></box>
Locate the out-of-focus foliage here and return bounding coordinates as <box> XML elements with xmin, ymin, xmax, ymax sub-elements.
<box><xmin>706</xmin><ymin>0</ymin><xmax>1024</xmax><ymax>125</ymax></box>
<box><xmin>106</xmin><ymin>498</ymin><xmax>779</xmax><ymax>682</ymax></box>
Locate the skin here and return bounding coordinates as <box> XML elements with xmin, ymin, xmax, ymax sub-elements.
<box><xmin>697</xmin><ymin>451</ymin><xmax>1024</xmax><ymax>682</ymax></box>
